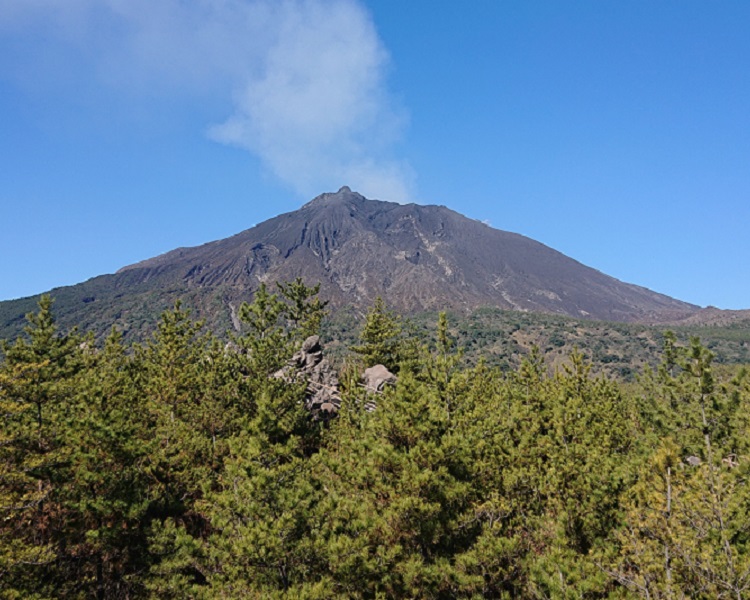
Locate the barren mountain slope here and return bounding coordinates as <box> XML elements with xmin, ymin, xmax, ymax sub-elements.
<box><xmin>117</xmin><ymin>186</ymin><xmax>697</xmax><ymax>321</ymax></box>
<box><xmin>0</xmin><ymin>187</ymin><xmax>702</xmax><ymax>341</ymax></box>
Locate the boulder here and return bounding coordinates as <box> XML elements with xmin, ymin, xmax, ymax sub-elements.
<box><xmin>275</xmin><ymin>335</ymin><xmax>341</xmax><ymax>420</ymax></box>
<box><xmin>362</xmin><ymin>364</ymin><xmax>397</xmax><ymax>393</ymax></box>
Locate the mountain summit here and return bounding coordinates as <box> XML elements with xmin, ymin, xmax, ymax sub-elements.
<box><xmin>0</xmin><ymin>188</ymin><xmax>699</xmax><ymax>339</ymax></box>
<box><xmin>118</xmin><ymin>186</ymin><xmax>695</xmax><ymax>320</ymax></box>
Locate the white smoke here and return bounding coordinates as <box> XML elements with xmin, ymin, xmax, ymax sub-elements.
<box><xmin>0</xmin><ymin>0</ymin><xmax>414</xmax><ymax>201</ymax></box>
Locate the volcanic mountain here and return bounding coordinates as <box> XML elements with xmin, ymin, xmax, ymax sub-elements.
<box><xmin>0</xmin><ymin>187</ymin><xmax>701</xmax><ymax>340</ymax></box>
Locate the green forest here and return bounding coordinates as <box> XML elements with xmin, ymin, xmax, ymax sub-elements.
<box><xmin>2</xmin><ymin>283</ymin><xmax>750</xmax><ymax>599</ymax></box>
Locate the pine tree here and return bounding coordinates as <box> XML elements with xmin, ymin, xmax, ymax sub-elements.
<box><xmin>609</xmin><ymin>337</ymin><xmax>750</xmax><ymax>599</ymax></box>
<box><xmin>276</xmin><ymin>277</ymin><xmax>329</xmax><ymax>340</ymax></box>
<box><xmin>200</xmin><ymin>362</ymin><xmax>323</xmax><ymax>596</ymax></box>
<box><xmin>174</xmin><ymin>282</ymin><xmax>330</xmax><ymax>597</ymax></box>
<box><xmin>315</xmin><ymin>328</ymin><xmax>479</xmax><ymax>598</ymax></box>
<box><xmin>54</xmin><ymin>328</ymin><xmax>152</xmax><ymax>599</ymax></box>
<box><xmin>0</xmin><ymin>295</ymin><xmax>85</xmax><ymax>597</ymax></box>
<box><xmin>235</xmin><ymin>283</ymin><xmax>291</xmax><ymax>379</ymax></box>
<box><xmin>0</xmin><ymin>360</ymin><xmax>56</xmax><ymax>596</ymax></box>
<box><xmin>352</xmin><ymin>297</ymin><xmax>404</xmax><ymax>371</ymax></box>
<box><xmin>137</xmin><ymin>303</ymin><xmax>238</xmax><ymax>595</ymax></box>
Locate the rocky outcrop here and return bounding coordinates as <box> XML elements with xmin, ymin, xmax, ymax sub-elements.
<box><xmin>273</xmin><ymin>335</ymin><xmax>399</xmax><ymax>418</ymax></box>
<box><xmin>361</xmin><ymin>364</ymin><xmax>397</xmax><ymax>393</ymax></box>
<box><xmin>275</xmin><ymin>335</ymin><xmax>341</xmax><ymax>420</ymax></box>
<box><xmin>359</xmin><ymin>363</ymin><xmax>397</xmax><ymax>412</ymax></box>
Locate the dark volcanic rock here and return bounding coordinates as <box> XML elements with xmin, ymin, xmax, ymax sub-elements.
<box><xmin>0</xmin><ymin>186</ymin><xmax>705</xmax><ymax>341</ymax></box>
<box><xmin>116</xmin><ymin>186</ymin><xmax>697</xmax><ymax>322</ymax></box>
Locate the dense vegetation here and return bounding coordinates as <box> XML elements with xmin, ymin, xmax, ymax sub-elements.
<box><xmin>325</xmin><ymin>306</ymin><xmax>750</xmax><ymax>380</ymax></box>
<box><xmin>4</xmin><ymin>286</ymin><xmax>750</xmax><ymax>380</ymax></box>
<box><xmin>2</xmin><ymin>284</ymin><xmax>750</xmax><ymax>598</ymax></box>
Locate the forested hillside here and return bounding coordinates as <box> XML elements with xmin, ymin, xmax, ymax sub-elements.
<box><xmin>2</xmin><ymin>286</ymin><xmax>750</xmax><ymax>599</ymax></box>
<box><xmin>324</xmin><ymin>306</ymin><xmax>750</xmax><ymax>380</ymax></box>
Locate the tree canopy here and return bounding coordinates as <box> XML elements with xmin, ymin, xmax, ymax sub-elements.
<box><xmin>2</xmin><ymin>291</ymin><xmax>750</xmax><ymax>598</ymax></box>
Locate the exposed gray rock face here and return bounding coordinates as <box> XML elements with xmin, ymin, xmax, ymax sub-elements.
<box><xmin>275</xmin><ymin>335</ymin><xmax>341</xmax><ymax>420</ymax></box>
<box><xmin>273</xmin><ymin>336</ymin><xmax>399</xmax><ymax>418</ymax></box>
<box><xmin>358</xmin><ymin>364</ymin><xmax>397</xmax><ymax>412</ymax></box>
<box><xmin>362</xmin><ymin>364</ymin><xmax>397</xmax><ymax>393</ymax></box>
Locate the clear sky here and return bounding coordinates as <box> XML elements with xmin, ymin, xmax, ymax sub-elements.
<box><xmin>1</xmin><ymin>1</ymin><xmax>748</xmax><ymax>309</ymax></box>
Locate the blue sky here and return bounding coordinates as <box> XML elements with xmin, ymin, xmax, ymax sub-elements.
<box><xmin>1</xmin><ymin>0</ymin><xmax>748</xmax><ymax>309</ymax></box>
